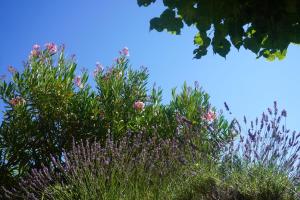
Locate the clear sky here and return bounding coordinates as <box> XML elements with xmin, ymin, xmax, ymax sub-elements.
<box><xmin>0</xmin><ymin>0</ymin><xmax>299</xmax><ymax>131</ymax></box>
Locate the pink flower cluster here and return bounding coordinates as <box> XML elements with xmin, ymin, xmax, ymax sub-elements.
<box><xmin>93</xmin><ymin>62</ymin><xmax>103</xmax><ymax>77</ymax></box>
<box><xmin>74</xmin><ymin>76</ymin><xmax>84</xmax><ymax>89</ymax></box>
<box><xmin>133</xmin><ymin>100</ymin><xmax>145</xmax><ymax>111</ymax></box>
<box><xmin>29</xmin><ymin>43</ymin><xmax>58</xmax><ymax>58</ymax></box>
<box><xmin>30</xmin><ymin>44</ymin><xmax>41</xmax><ymax>58</ymax></box>
<box><xmin>120</xmin><ymin>47</ymin><xmax>129</xmax><ymax>57</ymax></box>
<box><xmin>45</xmin><ymin>42</ymin><xmax>57</xmax><ymax>54</ymax></box>
<box><xmin>202</xmin><ymin>110</ymin><xmax>216</xmax><ymax>122</ymax></box>
<box><xmin>9</xmin><ymin>96</ymin><xmax>26</xmax><ymax>106</ymax></box>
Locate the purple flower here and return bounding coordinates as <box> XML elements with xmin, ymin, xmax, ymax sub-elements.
<box><xmin>267</xmin><ymin>107</ymin><xmax>272</xmax><ymax>115</ymax></box>
<box><xmin>281</xmin><ymin>109</ymin><xmax>287</xmax><ymax>117</ymax></box>
<box><xmin>45</xmin><ymin>42</ymin><xmax>57</xmax><ymax>54</ymax></box>
<box><xmin>194</xmin><ymin>81</ymin><xmax>200</xmax><ymax>89</ymax></box>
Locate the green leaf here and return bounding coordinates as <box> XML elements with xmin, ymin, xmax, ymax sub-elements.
<box><xmin>193</xmin><ymin>47</ymin><xmax>208</xmax><ymax>59</ymax></box>
<box><xmin>193</xmin><ymin>32</ymin><xmax>211</xmax><ymax>59</ymax></box>
<box><xmin>137</xmin><ymin>0</ymin><xmax>156</xmax><ymax>7</ymax></box>
<box><xmin>275</xmin><ymin>49</ymin><xmax>287</xmax><ymax>60</ymax></box>
<box><xmin>244</xmin><ymin>38</ymin><xmax>261</xmax><ymax>54</ymax></box>
<box><xmin>212</xmin><ymin>37</ymin><xmax>231</xmax><ymax>58</ymax></box>
<box><xmin>228</xmin><ymin>22</ymin><xmax>244</xmax><ymax>50</ymax></box>
<box><xmin>150</xmin><ymin>9</ymin><xmax>183</xmax><ymax>34</ymax></box>
<box><xmin>194</xmin><ymin>33</ymin><xmax>204</xmax><ymax>46</ymax></box>
<box><xmin>139</xmin><ymin>0</ymin><xmax>298</xmax><ymax>60</ymax></box>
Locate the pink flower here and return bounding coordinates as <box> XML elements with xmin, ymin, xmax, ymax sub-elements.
<box><xmin>202</xmin><ymin>110</ymin><xmax>216</xmax><ymax>122</ymax></box>
<box><xmin>30</xmin><ymin>49</ymin><xmax>40</xmax><ymax>57</ymax></box>
<box><xmin>120</xmin><ymin>47</ymin><xmax>129</xmax><ymax>57</ymax></box>
<box><xmin>93</xmin><ymin>62</ymin><xmax>103</xmax><ymax>77</ymax></box>
<box><xmin>45</xmin><ymin>42</ymin><xmax>57</xmax><ymax>54</ymax></box>
<box><xmin>33</xmin><ymin>44</ymin><xmax>40</xmax><ymax>50</ymax></box>
<box><xmin>74</xmin><ymin>76</ymin><xmax>84</xmax><ymax>89</ymax></box>
<box><xmin>9</xmin><ymin>98</ymin><xmax>18</xmax><ymax>106</ymax></box>
<box><xmin>133</xmin><ymin>100</ymin><xmax>145</xmax><ymax>111</ymax></box>
<box><xmin>8</xmin><ymin>66</ymin><xmax>17</xmax><ymax>74</ymax></box>
<box><xmin>29</xmin><ymin>44</ymin><xmax>41</xmax><ymax>58</ymax></box>
<box><xmin>9</xmin><ymin>96</ymin><xmax>26</xmax><ymax>106</ymax></box>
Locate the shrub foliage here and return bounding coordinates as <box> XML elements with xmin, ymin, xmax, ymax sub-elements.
<box><xmin>0</xmin><ymin>44</ymin><xmax>234</xmax><ymax>191</ymax></box>
<box><xmin>1</xmin><ymin>44</ymin><xmax>299</xmax><ymax>199</ymax></box>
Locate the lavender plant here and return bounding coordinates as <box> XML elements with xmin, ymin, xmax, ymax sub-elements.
<box><xmin>223</xmin><ymin>101</ymin><xmax>300</xmax><ymax>184</ymax></box>
<box><xmin>5</xmin><ymin>130</ymin><xmax>299</xmax><ymax>200</ymax></box>
<box><xmin>2</xmin><ymin>131</ymin><xmax>201</xmax><ymax>200</ymax></box>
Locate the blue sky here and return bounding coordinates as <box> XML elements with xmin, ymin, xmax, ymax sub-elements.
<box><xmin>0</xmin><ymin>0</ymin><xmax>299</xmax><ymax>131</ymax></box>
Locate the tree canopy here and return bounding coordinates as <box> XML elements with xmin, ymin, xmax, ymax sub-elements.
<box><xmin>137</xmin><ymin>0</ymin><xmax>300</xmax><ymax>60</ymax></box>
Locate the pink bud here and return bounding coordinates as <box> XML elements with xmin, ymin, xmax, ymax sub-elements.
<box><xmin>30</xmin><ymin>49</ymin><xmax>40</xmax><ymax>57</ymax></box>
<box><xmin>121</xmin><ymin>47</ymin><xmax>129</xmax><ymax>56</ymax></box>
<box><xmin>33</xmin><ymin>44</ymin><xmax>40</xmax><ymax>50</ymax></box>
<box><xmin>9</xmin><ymin>96</ymin><xmax>26</xmax><ymax>106</ymax></box>
<box><xmin>74</xmin><ymin>76</ymin><xmax>84</xmax><ymax>88</ymax></box>
<box><xmin>202</xmin><ymin>110</ymin><xmax>216</xmax><ymax>122</ymax></box>
<box><xmin>93</xmin><ymin>62</ymin><xmax>103</xmax><ymax>77</ymax></box>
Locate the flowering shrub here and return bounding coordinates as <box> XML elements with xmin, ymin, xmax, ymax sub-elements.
<box><xmin>1</xmin><ymin>44</ymin><xmax>300</xmax><ymax>200</ymax></box>
<box><xmin>0</xmin><ymin>44</ymin><xmax>102</xmax><ymax>189</ymax></box>
<box><xmin>170</xmin><ymin>83</ymin><xmax>235</xmax><ymax>158</ymax></box>
<box><xmin>0</xmin><ymin>44</ymin><xmax>235</xmax><ymax>191</ymax></box>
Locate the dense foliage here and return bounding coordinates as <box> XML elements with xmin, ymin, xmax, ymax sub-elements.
<box><xmin>0</xmin><ymin>44</ymin><xmax>234</xmax><ymax>192</ymax></box>
<box><xmin>223</xmin><ymin>102</ymin><xmax>300</xmax><ymax>184</ymax></box>
<box><xmin>3</xmin><ymin>132</ymin><xmax>200</xmax><ymax>199</ymax></box>
<box><xmin>176</xmin><ymin>164</ymin><xmax>297</xmax><ymax>200</ymax></box>
<box><xmin>3</xmin><ymin>130</ymin><xmax>299</xmax><ymax>200</ymax></box>
<box><xmin>137</xmin><ymin>0</ymin><xmax>300</xmax><ymax>60</ymax></box>
<box><xmin>1</xmin><ymin>44</ymin><xmax>300</xmax><ymax>199</ymax></box>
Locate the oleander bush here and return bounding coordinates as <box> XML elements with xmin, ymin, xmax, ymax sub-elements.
<box><xmin>0</xmin><ymin>44</ymin><xmax>234</xmax><ymax>193</ymax></box>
